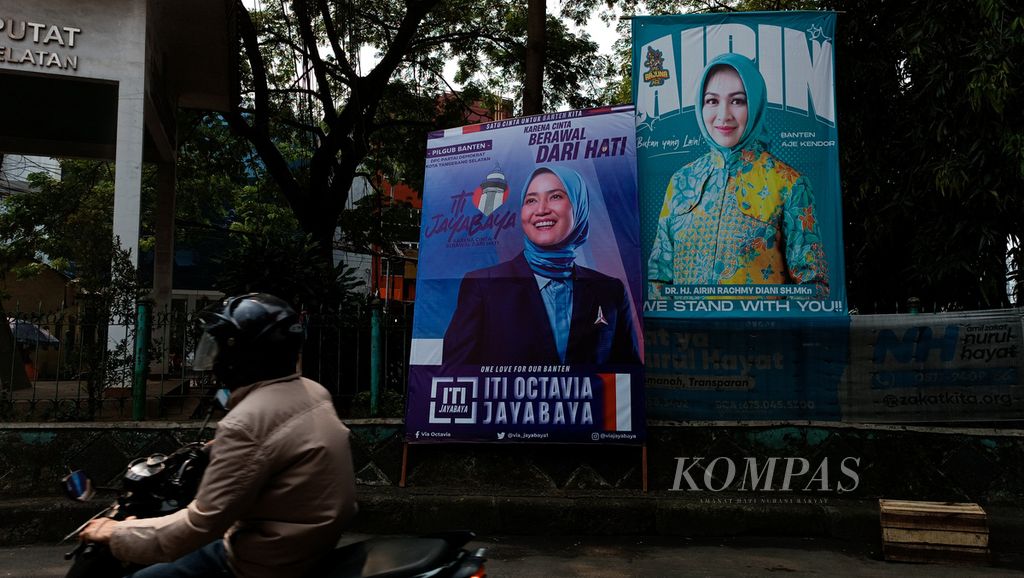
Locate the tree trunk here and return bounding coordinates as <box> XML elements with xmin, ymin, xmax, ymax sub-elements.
<box><xmin>523</xmin><ymin>0</ymin><xmax>546</xmax><ymax>116</ymax></box>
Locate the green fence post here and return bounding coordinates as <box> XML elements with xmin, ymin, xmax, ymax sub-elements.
<box><xmin>907</xmin><ymin>296</ymin><xmax>921</xmax><ymax>315</ymax></box>
<box><xmin>133</xmin><ymin>300</ymin><xmax>152</xmax><ymax>420</ymax></box>
<box><xmin>370</xmin><ymin>297</ymin><xmax>382</xmax><ymax>417</ymax></box>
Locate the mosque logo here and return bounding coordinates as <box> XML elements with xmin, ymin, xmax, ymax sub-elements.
<box><xmin>472</xmin><ymin>165</ymin><xmax>510</xmax><ymax>216</ymax></box>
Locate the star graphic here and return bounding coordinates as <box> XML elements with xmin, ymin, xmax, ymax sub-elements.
<box><xmin>808</xmin><ymin>24</ymin><xmax>831</xmax><ymax>43</ymax></box>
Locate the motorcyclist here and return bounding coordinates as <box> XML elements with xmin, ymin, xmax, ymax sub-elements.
<box><xmin>79</xmin><ymin>293</ymin><xmax>358</xmax><ymax>577</ymax></box>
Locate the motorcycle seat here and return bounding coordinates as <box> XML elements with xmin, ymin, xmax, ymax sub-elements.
<box><xmin>313</xmin><ymin>537</ymin><xmax>450</xmax><ymax>578</ymax></box>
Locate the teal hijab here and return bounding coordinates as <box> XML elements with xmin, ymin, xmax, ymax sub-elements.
<box><xmin>695</xmin><ymin>53</ymin><xmax>768</xmax><ymax>154</ymax></box>
<box><xmin>520</xmin><ymin>165</ymin><xmax>590</xmax><ymax>279</ymax></box>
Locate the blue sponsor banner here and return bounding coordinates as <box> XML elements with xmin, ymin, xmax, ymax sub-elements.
<box><xmin>843</xmin><ymin>310</ymin><xmax>1024</xmax><ymax>422</ymax></box>
<box><xmin>407</xmin><ymin>107</ymin><xmax>646</xmax><ymax>443</ymax></box>
<box><xmin>645</xmin><ymin>316</ymin><xmax>848</xmax><ymax>421</ymax></box>
<box><xmin>633</xmin><ymin>12</ymin><xmax>847</xmax><ymax>319</ymax></box>
<box><xmin>645</xmin><ymin>310</ymin><xmax>1024</xmax><ymax>423</ymax></box>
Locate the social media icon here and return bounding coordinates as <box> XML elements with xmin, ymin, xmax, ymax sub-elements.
<box><xmin>497</xmin><ymin>432</ymin><xmax>506</xmax><ymax>440</ymax></box>
<box><xmin>591</xmin><ymin>432</ymin><xmax>600</xmax><ymax>441</ymax></box>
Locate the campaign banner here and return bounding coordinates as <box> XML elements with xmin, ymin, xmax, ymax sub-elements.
<box><xmin>645</xmin><ymin>316</ymin><xmax>848</xmax><ymax>421</ymax></box>
<box><xmin>646</xmin><ymin>310</ymin><xmax>1024</xmax><ymax>423</ymax></box>
<box><xmin>407</xmin><ymin>106</ymin><xmax>646</xmax><ymax>443</ymax></box>
<box><xmin>633</xmin><ymin>12</ymin><xmax>847</xmax><ymax>318</ymax></box>
<box><xmin>842</xmin><ymin>310</ymin><xmax>1024</xmax><ymax>422</ymax></box>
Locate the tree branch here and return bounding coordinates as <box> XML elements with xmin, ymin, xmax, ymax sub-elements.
<box><xmin>235</xmin><ymin>105</ymin><xmax>325</xmax><ymax>139</ymax></box>
<box><xmin>230</xmin><ymin>2</ymin><xmax>309</xmax><ymax>217</ymax></box>
<box><xmin>312</xmin><ymin>0</ymin><xmax>441</xmax><ymax>221</ymax></box>
<box><xmin>316</xmin><ymin>0</ymin><xmax>359</xmax><ymax>83</ymax></box>
<box><xmin>292</xmin><ymin>0</ymin><xmax>338</xmax><ymax>124</ymax></box>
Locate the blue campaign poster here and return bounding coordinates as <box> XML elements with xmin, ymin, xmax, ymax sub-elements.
<box><xmin>633</xmin><ymin>12</ymin><xmax>847</xmax><ymax>319</ymax></box>
<box><xmin>406</xmin><ymin>106</ymin><xmax>647</xmax><ymax>444</ymax></box>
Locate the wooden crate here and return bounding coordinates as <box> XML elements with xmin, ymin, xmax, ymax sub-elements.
<box><xmin>879</xmin><ymin>499</ymin><xmax>990</xmax><ymax>565</ymax></box>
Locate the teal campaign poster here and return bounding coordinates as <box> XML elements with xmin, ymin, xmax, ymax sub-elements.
<box><xmin>406</xmin><ymin>106</ymin><xmax>646</xmax><ymax>444</ymax></box>
<box><xmin>633</xmin><ymin>12</ymin><xmax>847</xmax><ymax>319</ymax></box>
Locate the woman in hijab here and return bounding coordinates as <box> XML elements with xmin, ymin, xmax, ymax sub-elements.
<box><xmin>444</xmin><ymin>165</ymin><xmax>640</xmax><ymax>366</ymax></box>
<box><xmin>647</xmin><ymin>53</ymin><xmax>830</xmax><ymax>298</ymax></box>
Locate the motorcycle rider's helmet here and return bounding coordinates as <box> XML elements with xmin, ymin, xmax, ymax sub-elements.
<box><xmin>192</xmin><ymin>293</ymin><xmax>304</xmax><ymax>389</ymax></box>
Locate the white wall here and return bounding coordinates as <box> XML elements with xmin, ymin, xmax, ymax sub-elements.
<box><xmin>0</xmin><ymin>0</ymin><xmax>146</xmax><ymax>81</ymax></box>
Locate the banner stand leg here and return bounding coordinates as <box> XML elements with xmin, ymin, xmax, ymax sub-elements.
<box><xmin>642</xmin><ymin>444</ymin><xmax>648</xmax><ymax>495</ymax></box>
<box><xmin>399</xmin><ymin>442</ymin><xmax>409</xmax><ymax>488</ymax></box>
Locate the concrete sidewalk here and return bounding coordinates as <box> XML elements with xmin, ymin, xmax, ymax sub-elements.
<box><xmin>354</xmin><ymin>487</ymin><xmax>882</xmax><ymax>539</ymax></box>
<box><xmin>354</xmin><ymin>487</ymin><xmax>1024</xmax><ymax>556</ymax></box>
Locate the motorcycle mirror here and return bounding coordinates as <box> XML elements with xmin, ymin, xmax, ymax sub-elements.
<box><xmin>62</xmin><ymin>470</ymin><xmax>95</xmax><ymax>501</ymax></box>
<box><xmin>215</xmin><ymin>387</ymin><xmax>231</xmax><ymax>409</ymax></box>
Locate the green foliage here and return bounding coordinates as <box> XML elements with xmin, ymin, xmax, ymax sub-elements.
<box><xmin>90</xmin><ymin>240</ymin><xmax>148</xmax><ymax>414</ymax></box>
<box><xmin>0</xmin><ymin>160</ymin><xmax>155</xmax><ymax>290</ymax></box>
<box><xmin>173</xmin><ymin>111</ymin><xmax>255</xmax><ymax>234</ymax></box>
<box><xmin>350</xmin><ymin>389</ymin><xmax>406</xmax><ymax>418</ymax></box>
<box><xmin>338</xmin><ymin>191</ymin><xmax>421</xmax><ymax>255</ymax></box>
<box><xmin>173</xmin><ymin>111</ymin><xmax>369</xmax><ymax>314</ymax></box>
<box><xmin>360</xmin><ymin>84</ymin><xmax>439</xmax><ymax>192</ymax></box>
<box><xmin>54</xmin><ymin>239</ymin><xmax>145</xmax><ymax>419</ymax></box>
<box><xmin>827</xmin><ymin>0</ymin><xmax>1024</xmax><ymax>309</ymax></box>
<box><xmin>212</xmin><ymin>186</ymin><xmax>364</xmax><ymax>314</ymax></box>
<box><xmin>459</xmin><ymin>6</ymin><xmax>607</xmax><ymax>113</ymax></box>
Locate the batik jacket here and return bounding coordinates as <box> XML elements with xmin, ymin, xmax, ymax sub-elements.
<box><xmin>647</xmin><ymin>141</ymin><xmax>829</xmax><ymax>298</ymax></box>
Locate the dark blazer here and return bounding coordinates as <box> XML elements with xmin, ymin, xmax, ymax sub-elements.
<box><xmin>443</xmin><ymin>253</ymin><xmax>641</xmax><ymax>366</ymax></box>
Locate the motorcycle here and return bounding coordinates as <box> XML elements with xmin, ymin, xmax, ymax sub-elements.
<box><xmin>61</xmin><ymin>436</ymin><xmax>487</xmax><ymax>578</ymax></box>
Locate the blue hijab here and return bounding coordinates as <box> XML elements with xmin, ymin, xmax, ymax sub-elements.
<box><xmin>521</xmin><ymin>165</ymin><xmax>590</xmax><ymax>279</ymax></box>
<box><xmin>695</xmin><ymin>53</ymin><xmax>768</xmax><ymax>154</ymax></box>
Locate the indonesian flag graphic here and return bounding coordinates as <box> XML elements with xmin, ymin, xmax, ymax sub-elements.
<box><xmin>598</xmin><ymin>373</ymin><xmax>633</xmax><ymax>431</ymax></box>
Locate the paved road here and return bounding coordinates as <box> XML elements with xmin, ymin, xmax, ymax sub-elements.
<box><xmin>477</xmin><ymin>535</ymin><xmax>1023</xmax><ymax>576</ymax></box>
<box><xmin>3</xmin><ymin>535</ymin><xmax>1021</xmax><ymax>577</ymax></box>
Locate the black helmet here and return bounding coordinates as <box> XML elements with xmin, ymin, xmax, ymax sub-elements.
<box><xmin>193</xmin><ymin>293</ymin><xmax>304</xmax><ymax>388</ymax></box>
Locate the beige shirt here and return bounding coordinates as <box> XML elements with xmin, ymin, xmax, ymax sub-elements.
<box><xmin>110</xmin><ymin>374</ymin><xmax>358</xmax><ymax>577</ymax></box>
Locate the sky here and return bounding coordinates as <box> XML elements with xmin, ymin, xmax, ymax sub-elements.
<box><xmin>580</xmin><ymin>6</ymin><xmax>624</xmax><ymax>58</ymax></box>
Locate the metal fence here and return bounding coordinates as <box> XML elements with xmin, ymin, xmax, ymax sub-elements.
<box><xmin>1</xmin><ymin>300</ymin><xmax>413</xmax><ymax>422</ymax></box>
